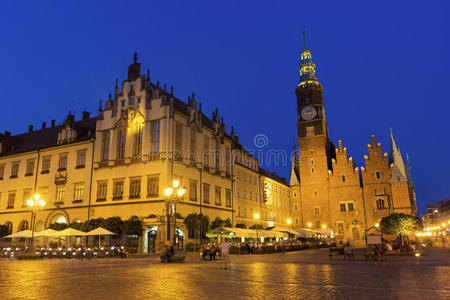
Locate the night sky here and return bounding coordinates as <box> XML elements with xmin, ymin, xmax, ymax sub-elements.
<box><xmin>0</xmin><ymin>1</ymin><xmax>448</xmax><ymax>214</ymax></box>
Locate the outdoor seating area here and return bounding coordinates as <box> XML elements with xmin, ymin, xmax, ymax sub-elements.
<box><xmin>0</xmin><ymin>226</ymin><xmax>133</xmax><ymax>259</ymax></box>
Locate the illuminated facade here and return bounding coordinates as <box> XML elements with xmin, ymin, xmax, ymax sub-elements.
<box><xmin>0</xmin><ymin>54</ymin><xmax>291</xmax><ymax>252</ymax></box>
<box><xmin>290</xmin><ymin>34</ymin><xmax>417</xmax><ymax>246</ymax></box>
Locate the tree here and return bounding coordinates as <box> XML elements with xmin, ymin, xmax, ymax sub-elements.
<box><xmin>82</xmin><ymin>218</ymin><xmax>105</xmax><ymax>232</ymax></box>
<box><xmin>68</xmin><ymin>221</ymin><xmax>84</xmax><ymax>230</ymax></box>
<box><xmin>211</xmin><ymin>217</ymin><xmax>230</xmax><ymax>229</ymax></box>
<box><xmin>104</xmin><ymin>217</ymin><xmax>124</xmax><ymax>235</ymax></box>
<box><xmin>235</xmin><ymin>223</ymin><xmax>247</xmax><ymax>229</ymax></box>
<box><xmin>0</xmin><ymin>224</ymin><xmax>9</xmax><ymax>237</ymax></box>
<box><xmin>380</xmin><ymin>213</ymin><xmax>423</xmax><ymax>236</ymax></box>
<box><xmin>123</xmin><ymin>216</ymin><xmax>143</xmax><ymax>252</ymax></box>
<box><xmin>49</xmin><ymin>222</ymin><xmax>68</xmax><ymax>231</ymax></box>
<box><xmin>184</xmin><ymin>213</ymin><xmax>210</xmax><ymax>239</ymax></box>
<box><xmin>249</xmin><ymin>224</ymin><xmax>264</xmax><ymax>230</ymax></box>
<box><xmin>123</xmin><ymin>216</ymin><xmax>143</xmax><ymax>236</ymax></box>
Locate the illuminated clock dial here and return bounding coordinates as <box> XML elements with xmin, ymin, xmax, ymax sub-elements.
<box><xmin>301</xmin><ymin>105</ymin><xmax>317</xmax><ymax>121</ymax></box>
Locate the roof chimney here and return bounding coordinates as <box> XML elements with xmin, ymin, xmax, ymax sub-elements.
<box><xmin>28</xmin><ymin>125</ymin><xmax>33</xmax><ymax>132</ymax></box>
<box><xmin>51</xmin><ymin>120</ymin><xmax>56</xmax><ymax>127</ymax></box>
<box><xmin>42</xmin><ymin>122</ymin><xmax>46</xmax><ymax>129</ymax></box>
<box><xmin>82</xmin><ymin>111</ymin><xmax>90</xmax><ymax>121</ymax></box>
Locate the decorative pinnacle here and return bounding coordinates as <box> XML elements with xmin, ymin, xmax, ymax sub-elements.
<box><xmin>133</xmin><ymin>52</ymin><xmax>138</xmax><ymax>64</ymax></box>
<box><xmin>302</xmin><ymin>25</ymin><xmax>307</xmax><ymax>50</ymax></box>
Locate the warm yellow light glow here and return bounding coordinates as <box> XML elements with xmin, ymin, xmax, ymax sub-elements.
<box><xmin>164</xmin><ymin>188</ymin><xmax>173</xmax><ymax>197</ymax></box>
<box><xmin>254</xmin><ymin>213</ymin><xmax>260</xmax><ymax>220</ymax></box>
<box><xmin>375</xmin><ymin>223</ymin><xmax>379</xmax><ymax>228</ymax></box>
<box><xmin>434</xmin><ymin>209</ymin><xmax>438</xmax><ymax>213</ymax></box>
<box><xmin>177</xmin><ymin>188</ymin><xmax>186</xmax><ymax>197</ymax></box>
<box><xmin>26</xmin><ymin>199</ymin><xmax>34</xmax><ymax>207</ymax></box>
<box><xmin>442</xmin><ymin>223</ymin><xmax>446</xmax><ymax>227</ymax></box>
<box><xmin>322</xmin><ymin>224</ymin><xmax>326</xmax><ymax>229</ymax></box>
<box><xmin>426</xmin><ymin>227</ymin><xmax>430</xmax><ymax>231</ymax></box>
<box><xmin>38</xmin><ymin>200</ymin><xmax>46</xmax><ymax>207</ymax></box>
<box><xmin>33</xmin><ymin>193</ymin><xmax>41</xmax><ymax>201</ymax></box>
<box><xmin>307</xmin><ymin>222</ymin><xmax>312</xmax><ymax>227</ymax></box>
<box><xmin>173</xmin><ymin>180</ymin><xmax>180</xmax><ymax>188</ymax></box>
<box><xmin>287</xmin><ymin>219</ymin><xmax>292</xmax><ymax>225</ymax></box>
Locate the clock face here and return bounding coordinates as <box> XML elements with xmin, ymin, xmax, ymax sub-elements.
<box><xmin>301</xmin><ymin>105</ymin><xmax>317</xmax><ymax>121</ymax></box>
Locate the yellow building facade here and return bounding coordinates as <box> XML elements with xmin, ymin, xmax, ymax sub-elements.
<box><xmin>0</xmin><ymin>55</ymin><xmax>292</xmax><ymax>252</ymax></box>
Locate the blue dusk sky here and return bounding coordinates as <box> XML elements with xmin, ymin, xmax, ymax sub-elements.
<box><xmin>0</xmin><ymin>1</ymin><xmax>448</xmax><ymax>214</ymax></box>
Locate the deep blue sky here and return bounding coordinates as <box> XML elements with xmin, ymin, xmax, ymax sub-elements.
<box><xmin>0</xmin><ymin>1</ymin><xmax>448</xmax><ymax>214</ymax></box>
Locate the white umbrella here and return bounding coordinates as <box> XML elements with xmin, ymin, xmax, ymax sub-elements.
<box><xmin>48</xmin><ymin>228</ymin><xmax>87</xmax><ymax>237</ymax></box>
<box><xmin>4</xmin><ymin>230</ymin><xmax>34</xmax><ymax>238</ymax></box>
<box><xmin>86</xmin><ymin>227</ymin><xmax>115</xmax><ymax>248</ymax></box>
<box><xmin>34</xmin><ymin>229</ymin><xmax>59</xmax><ymax>237</ymax></box>
<box><xmin>85</xmin><ymin>227</ymin><xmax>115</xmax><ymax>236</ymax></box>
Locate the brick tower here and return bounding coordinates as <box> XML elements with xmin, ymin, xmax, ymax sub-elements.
<box><xmin>295</xmin><ymin>31</ymin><xmax>334</xmax><ymax>231</ymax></box>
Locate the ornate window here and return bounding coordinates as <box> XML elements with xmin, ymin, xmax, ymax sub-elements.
<box><xmin>25</xmin><ymin>159</ymin><xmax>35</xmax><ymax>176</ymax></box>
<box><xmin>101</xmin><ymin>131</ymin><xmax>110</xmax><ymax>161</ymax></box>
<box><xmin>10</xmin><ymin>162</ymin><xmax>19</xmax><ymax>178</ymax></box>
<box><xmin>117</xmin><ymin>128</ymin><xmax>127</xmax><ymax>159</ymax></box>
<box><xmin>133</xmin><ymin>126</ymin><xmax>143</xmax><ymax>157</ymax></box>
<box><xmin>149</xmin><ymin>120</ymin><xmax>160</xmax><ymax>160</ymax></box>
<box><xmin>58</xmin><ymin>154</ymin><xmax>68</xmax><ymax>171</ymax></box>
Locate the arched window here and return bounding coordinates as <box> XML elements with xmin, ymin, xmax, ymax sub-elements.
<box><xmin>376</xmin><ymin>198</ymin><xmax>385</xmax><ymax>210</ymax></box>
<box><xmin>18</xmin><ymin>220</ymin><xmax>29</xmax><ymax>231</ymax></box>
<box><xmin>342</xmin><ymin>175</ymin><xmax>346</xmax><ymax>182</ymax></box>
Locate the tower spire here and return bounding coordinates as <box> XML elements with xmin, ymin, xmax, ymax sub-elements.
<box><xmin>298</xmin><ymin>28</ymin><xmax>319</xmax><ymax>87</ymax></box>
<box><xmin>302</xmin><ymin>25</ymin><xmax>307</xmax><ymax>50</ymax></box>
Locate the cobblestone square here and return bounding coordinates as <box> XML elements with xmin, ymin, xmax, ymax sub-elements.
<box><xmin>0</xmin><ymin>248</ymin><xmax>449</xmax><ymax>299</ymax></box>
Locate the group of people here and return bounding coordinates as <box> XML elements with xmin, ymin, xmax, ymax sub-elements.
<box><xmin>199</xmin><ymin>239</ymin><xmax>231</xmax><ymax>269</ymax></box>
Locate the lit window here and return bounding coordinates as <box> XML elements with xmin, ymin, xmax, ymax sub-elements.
<box><xmin>55</xmin><ymin>185</ymin><xmax>65</xmax><ymax>204</ymax></box>
<box><xmin>133</xmin><ymin>126</ymin><xmax>143</xmax><ymax>157</ymax></box>
<box><xmin>7</xmin><ymin>191</ymin><xmax>16</xmax><ymax>208</ymax></box>
<box><xmin>73</xmin><ymin>184</ymin><xmax>84</xmax><ymax>202</ymax></box>
<box><xmin>117</xmin><ymin>128</ymin><xmax>127</xmax><ymax>159</ymax></box>
<box><xmin>306</xmin><ymin>126</ymin><xmax>314</xmax><ymax>137</ymax></box>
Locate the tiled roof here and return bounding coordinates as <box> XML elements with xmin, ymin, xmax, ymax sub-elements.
<box><xmin>259</xmin><ymin>167</ymin><xmax>287</xmax><ymax>186</ymax></box>
<box><xmin>0</xmin><ymin>118</ymin><xmax>96</xmax><ymax>156</ymax></box>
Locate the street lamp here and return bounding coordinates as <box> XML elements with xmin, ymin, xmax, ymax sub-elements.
<box><xmin>27</xmin><ymin>193</ymin><xmax>45</xmax><ymax>250</ymax></box>
<box><xmin>164</xmin><ymin>180</ymin><xmax>186</xmax><ymax>249</ymax></box>
<box><xmin>253</xmin><ymin>213</ymin><xmax>260</xmax><ymax>244</ymax></box>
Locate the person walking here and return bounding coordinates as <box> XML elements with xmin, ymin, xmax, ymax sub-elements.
<box><xmin>221</xmin><ymin>238</ymin><xmax>231</xmax><ymax>270</ymax></box>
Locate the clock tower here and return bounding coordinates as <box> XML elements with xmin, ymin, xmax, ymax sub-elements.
<box><xmin>295</xmin><ymin>30</ymin><xmax>334</xmax><ymax>229</ymax></box>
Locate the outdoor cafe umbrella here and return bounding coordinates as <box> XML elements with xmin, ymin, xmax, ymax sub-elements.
<box><xmin>48</xmin><ymin>228</ymin><xmax>87</xmax><ymax>237</ymax></box>
<box><xmin>4</xmin><ymin>229</ymin><xmax>34</xmax><ymax>238</ymax></box>
<box><xmin>86</xmin><ymin>227</ymin><xmax>115</xmax><ymax>248</ymax></box>
<box><xmin>34</xmin><ymin>229</ymin><xmax>59</xmax><ymax>237</ymax></box>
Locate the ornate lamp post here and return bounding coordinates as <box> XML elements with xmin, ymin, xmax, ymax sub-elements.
<box><xmin>27</xmin><ymin>193</ymin><xmax>45</xmax><ymax>250</ymax></box>
<box><xmin>253</xmin><ymin>213</ymin><xmax>260</xmax><ymax>244</ymax></box>
<box><xmin>164</xmin><ymin>180</ymin><xmax>186</xmax><ymax>249</ymax></box>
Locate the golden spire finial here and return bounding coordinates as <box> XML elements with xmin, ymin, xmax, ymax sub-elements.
<box><xmin>302</xmin><ymin>24</ymin><xmax>307</xmax><ymax>50</ymax></box>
